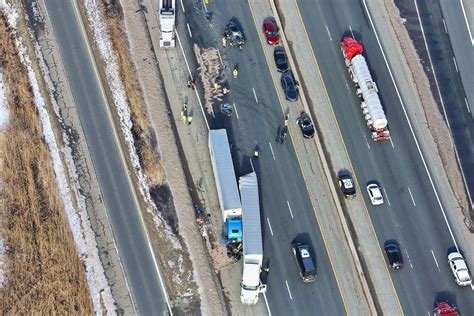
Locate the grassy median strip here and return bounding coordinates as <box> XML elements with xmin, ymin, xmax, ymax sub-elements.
<box><xmin>0</xmin><ymin>12</ymin><xmax>92</xmax><ymax>314</ymax></box>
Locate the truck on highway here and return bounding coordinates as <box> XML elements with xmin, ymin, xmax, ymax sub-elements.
<box><xmin>239</xmin><ymin>172</ymin><xmax>267</xmax><ymax>305</ymax></box>
<box><xmin>341</xmin><ymin>37</ymin><xmax>390</xmax><ymax>141</ymax></box>
<box><xmin>208</xmin><ymin>130</ymin><xmax>242</xmax><ymax>243</ymax></box>
<box><xmin>159</xmin><ymin>0</ymin><xmax>175</xmax><ymax>47</ymax></box>
<box><xmin>433</xmin><ymin>301</ymin><xmax>459</xmax><ymax>316</ymax></box>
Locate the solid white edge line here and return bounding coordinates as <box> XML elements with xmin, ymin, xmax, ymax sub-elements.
<box><xmin>452</xmin><ymin>57</ymin><xmax>458</xmax><ymax>72</ymax></box>
<box><xmin>269</xmin><ymin>142</ymin><xmax>276</xmax><ymax>160</ymax></box>
<box><xmin>287</xmin><ymin>200</ymin><xmax>294</xmax><ymax>219</ymax></box>
<box><xmin>253</xmin><ymin>87</ymin><xmax>259</xmax><ymax>103</ymax></box>
<box><xmin>266</xmin><ymin>217</ymin><xmax>274</xmax><ymax>236</ymax></box>
<box><xmin>325</xmin><ymin>25</ymin><xmax>333</xmax><ymax>41</ymax></box>
<box><xmin>263</xmin><ymin>292</ymin><xmax>272</xmax><ymax>316</ymax></box>
<box><xmin>442</xmin><ymin>19</ymin><xmax>447</xmax><ymax>33</ymax></box>
<box><xmin>459</xmin><ymin>0</ymin><xmax>474</xmax><ymax>46</ymax></box>
<box><xmin>175</xmin><ymin>31</ymin><xmax>211</xmax><ymax>130</ymax></box>
<box><xmin>363</xmin><ymin>0</ymin><xmax>459</xmax><ymax>250</ymax></box>
<box><xmin>382</xmin><ymin>187</ymin><xmax>391</xmax><ymax>206</ymax></box>
<box><xmin>465</xmin><ymin>97</ymin><xmax>471</xmax><ymax>113</ymax></box>
<box><xmin>233</xmin><ymin>102</ymin><xmax>240</xmax><ymax>119</ymax></box>
<box><xmin>186</xmin><ymin>23</ymin><xmax>192</xmax><ymax>38</ymax></box>
<box><xmin>216</xmin><ymin>48</ymin><xmax>224</xmax><ymax>67</ymax></box>
<box><xmin>431</xmin><ymin>249</ymin><xmax>440</xmax><ymax>271</ymax></box>
<box><xmin>408</xmin><ymin>187</ymin><xmax>416</xmax><ymax>206</ymax></box>
<box><xmin>414</xmin><ymin>0</ymin><xmax>451</xmax><ymax>131</ymax></box>
<box><xmin>285</xmin><ymin>280</ymin><xmax>293</xmax><ymax>300</ymax></box>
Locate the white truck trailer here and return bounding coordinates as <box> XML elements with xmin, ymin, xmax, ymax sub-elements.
<box><xmin>341</xmin><ymin>37</ymin><xmax>390</xmax><ymax>141</ymax></box>
<box><xmin>239</xmin><ymin>172</ymin><xmax>266</xmax><ymax>305</ymax></box>
<box><xmin>159</xmin><ymin>0</ymin><xmax>175</xmax><ymax>47</ymax></box>
<box><xmin>208</xmin><ymin>130</ymin><xmax>242</xmax><ymax>241</ymax></box>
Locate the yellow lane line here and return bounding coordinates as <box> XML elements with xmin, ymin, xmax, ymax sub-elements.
<box><xmin>70</xmin><ymin>0</ymin><xmax>172</xmax><ymax>312</ymax></box>
<box><xmin>293</xmin><ymin>0</ymin><xmax>404</xmax><ymax>314</ymax></box>
<box><xmin>247</xmin><ymin>2</ymin><xmax>349</xmax><ymax>314</ymax></box>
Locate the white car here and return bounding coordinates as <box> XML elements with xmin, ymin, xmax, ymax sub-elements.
<box><xmin>366</xmin><ymin>183</ymin><xmax>384</xmax><ymax>205</ymax></box>
<box><xmin>448</xmin><ymin>252</ymin><xmax>472</xmax><ymax>287</ymax></box>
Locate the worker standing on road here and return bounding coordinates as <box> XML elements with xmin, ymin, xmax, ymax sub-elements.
<box><xmin>284</xmin><ymin>114</ymin><xmax>289</xmax><ymax>127</ymax></box>
<box><xmin>187</xmin><ymin>115</ymin><xmax>193</xmax><ymax>125</ymax></box>
<box><xmin>222</xmin><ymin>37</ymin><xmax>227</xmax><ymax>47</ymax></box>
<box><xmin>181</xmin><ymin>102</ymin><xmax>188</xmax><ymax>124</ymax></box>
<box><xmin>233</xmin><ymin>66</ymin><xmax>238</xmax><ymax>79</ymax></box>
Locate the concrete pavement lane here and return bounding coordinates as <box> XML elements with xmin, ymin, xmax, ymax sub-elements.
<box><xmin>178</xmin><ymin>1</ymin><xmax>348</xmax><ymax>314</ymax></box>
<box><xmin>42</xmin><ymin>1</ymin><xmax>169</xmax><ymax>314</ymax></box>
<box><xmin>296</xmin><ymin>0</ymin><xmax>474</xmax><ymax>313</ymax></box>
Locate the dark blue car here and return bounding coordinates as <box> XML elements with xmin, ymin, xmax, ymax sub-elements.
<box><xmin>281</xmin><ymin>73</ymin><xmax>298</xmax><ymax>101</ymax></box>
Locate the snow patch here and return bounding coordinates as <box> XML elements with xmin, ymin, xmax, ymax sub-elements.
<box><xmin>0</xmin><ymin>74</ymin><xmax>9</xmax><ymax>132</ymax></box>
<box><xmin>83</xmin><ymin>0</ymin><xmax>181</xmax><ymax>248</ymax></box>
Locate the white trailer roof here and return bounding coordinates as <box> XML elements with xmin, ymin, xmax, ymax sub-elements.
<box><xmin>240</xmin><ymin>172</ymin><xmax>263</xmax><ymax>256</ymax></box>
<box><xmin>208</xmin><ymin>130</ymin><xmax>241</xmax><ymax>214</ymax></box>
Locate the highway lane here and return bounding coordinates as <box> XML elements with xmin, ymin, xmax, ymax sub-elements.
<box><xmin>179</xmin><ymin>2</ymin><xmax>346</xmax><ymax>315</ymax></box>
<box><xmin>296</xmin><ymin>0</ymin><xmax>474</xmax><ymax>313</ymax></box>
<box><xmin>42</xmin><ymin>1</ymin><xmax>169</xmax><ymax>314</ymax></box>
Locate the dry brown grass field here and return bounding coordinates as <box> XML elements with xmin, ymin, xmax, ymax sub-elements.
<box><xmin>0</xmin><ymin>11</ymin><xmax>93</xmax><ymax>314</ymax></box>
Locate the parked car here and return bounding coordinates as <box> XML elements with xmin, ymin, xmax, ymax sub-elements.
<box><xmin>281</xmin><ymin>73</ymin><xmax>298</xmax><ymax>101</ymax></box>
<box><xmin>291</xmin><ymin>242</ymin><xmax>317</xmax><ymax>282</ymax></box>
<box><xmin>273</xmin><ymin>47</ymin><xmax>289</xmax><ymax>72</ymax></box>
<box><xmin>384</xmin><ymin>241</ymin><xmax>403</xmax><ymax>270</ymax></box>
<box><xmin>366</xmin><ymin>182</ymin><xmax>384</xmax><ymax>205</ymax></box>
<box><xmin>338</xmin><ymin>171</ymin><xmax>356</xmax><ymax>199</ymax></box>
<box><xmin>448</xmin><ymin>251</ymin><xmax>472</xmax><ymax>287</ymax></box>
<box><xmin>263</xmin><ymin>17</ymin><xmax>279</xmax><ymax>45</ymax></box>
<box><xmin>297</xmin><ymin>112</ymin><xmax>315</xmax><ymax>139</ymax></box>
<box><xmin>224</xmin><ymin>20</ymin><xmax>246</xmax><ymax>48</ymax></box>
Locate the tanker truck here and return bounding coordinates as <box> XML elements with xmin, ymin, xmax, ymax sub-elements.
<box><xmin>341</xmin><ymin>37</ymin><xmax>390</xmax><ymax>141</ymax></box>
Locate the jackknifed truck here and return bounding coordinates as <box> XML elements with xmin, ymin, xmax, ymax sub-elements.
<box><xmin>208</xmin><ymin>130</ymin><xmax>242</xmax><ymax>244</ymax></box>
<box><xmin>159</xmin><ymin>0</ymin><xmax>176</xmax><ymax>47</ymax></box>
<box><xmin>341</xmin><ymin>37</ymin><xmax>390</xmax><ymax>141</ymax></box>
<box><xmin>239</xmin><ymin>172</ymin><xmax>266</xmax><ymax>305</ymax></box>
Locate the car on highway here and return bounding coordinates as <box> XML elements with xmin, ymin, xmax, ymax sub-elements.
<box><xmin>273</xmin><ymin>47</ymin><xmax>288</xmax><ymax>72</ymax></box>
<box><xmin>338</xmin><ymin>171</ymin><xmax>356</xmax><ymax>199</ymax></box>
<box><xmin>224</xmin><ymin>20</ymin><xmax>246</xmax><ymax>48</ymax></box>
<box><xmin>281</xmin><ymin>73</ymin><xmax>298</xmax><ymax>101</ymax></box>
<box><xmin>366</xmin><ymin>182</ymin><xmax>384</xmax><ymax>205</ymax></box>
<box><xmin>296</xmin><ymin>112</ymin><xmax>315</xmax><ymax>139</ymax></box>
<box><xmin>384</xmin><ymin>241</ymin><xmax>403</xmax><ymax>270</ymax></box>
<box><xmin>448</xmin><ymin>252</ymin><xmax>472</xmax><ymax>287</ymax></box>
<box><xmin>291</xmin><ymin>242</ymin><xmax>317</xmax><ymax>282</ymax></box>
<box><xmin>263</xmin><ymin>17</ymin><xmax>279</xmax><ymax>45</ymax></box>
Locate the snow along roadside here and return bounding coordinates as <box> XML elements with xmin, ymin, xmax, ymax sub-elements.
<box><xmin>0</xmin><ymin>1</ymin><xmax>116</xmax><ymax>314</ymax></box>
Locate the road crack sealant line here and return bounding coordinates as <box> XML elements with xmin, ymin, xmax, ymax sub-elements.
<box><xmin>362</xmin><ymin>0</ymin><xmax>459</xmax><ymax>250</ymax></box>
<box><xmin>267</xmin><ymin>0</ymin><xmax>377</xmax><ymax>314</ymax></box>
<box><xmin>71</xmin><ymin>0</ymin><xmax>173</xmax><ymax>314</ymax></box>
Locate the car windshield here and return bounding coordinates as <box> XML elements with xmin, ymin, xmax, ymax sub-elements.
<box><xmin>268</xmin><ymin>31</ymin><xmax>277</xmax><ymax>36</ymax></box>
<box><xmin>242</xmin><ymin>284</ymin><xmax>258</xmax><ymax>291</ymax></box>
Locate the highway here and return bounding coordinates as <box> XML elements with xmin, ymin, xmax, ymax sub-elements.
<box><xmin>42</xmin><ymin>0</ymin><xmax>169</xmax><ymax>314</ymax></box>
<box><xmin>178</xmin><ymin>1</ymin><xmax>347</xmax><ymax>315</ymax></box>
<box><xmin>296</xmin><ymin>0</ymin><xmax>474</xmax><ymax>313</ymax></box>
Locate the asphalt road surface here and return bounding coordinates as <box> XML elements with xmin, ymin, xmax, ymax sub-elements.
<box><xmin>178</xmin><ymin>2</ymin><xmax>346</xmax><ymax>315</ymax></box>
<box><xmin>42</xmin><ymin>1</ymin><xmax>168</xmax><ymax>314</ymax></box>
<box><xmin>296</xmin><ymin>0</ymin><xmax>474</xmax><ymax>313</ymax></box>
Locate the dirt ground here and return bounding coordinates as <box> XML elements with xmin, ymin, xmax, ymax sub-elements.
<box><xmin>0</xmin><ymin>10</ymin><xmax>92</xmax><ymax>314</ymax></box>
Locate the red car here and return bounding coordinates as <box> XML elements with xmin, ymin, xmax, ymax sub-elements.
<box><xmin>263</xmin><ymin>17</ymin><xmax>279</xmax><ymax>45</ymax></box>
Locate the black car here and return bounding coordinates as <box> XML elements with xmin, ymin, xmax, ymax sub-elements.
<box><xmin>292</xmin><ymin>242</ymin><xmax>317</xmax><ymax>282</ymax></box>
<box><xmin>338</xmin><ymin>171</ymin><xmax>356</xmax><ymax>199</ymax></box>
<box><xmin>297</xmin><ymin>112</ymin><xmax>315</xmax><ymax>139</ymax></box>
<box><xmin>281</xmin><ymin>73</ymin><xmax>298</xmax><ymax>101</ymax></box>
<box><xmin>273</xmin><ymin>47</ymin><xmax>289</xmax><ymax>72</ymax></box>
<box><xmin>384</xmin><ymin>241</ymin><xmax>403</xmax><ymax>270</ymax></box>
<box><xmin>224</xmin><ymin>21</ymin><xmax>246</xmax><ymax>48</ymax></box>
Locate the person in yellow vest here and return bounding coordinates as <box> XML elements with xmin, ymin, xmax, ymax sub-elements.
<box><xmin>187</xmin><ymin>115</ymin><xmax>193</xmax><ymax>125</ymax></box>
